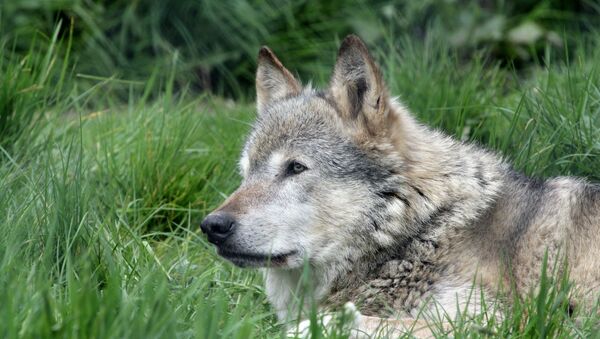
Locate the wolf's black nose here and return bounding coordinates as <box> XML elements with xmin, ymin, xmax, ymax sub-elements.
<box><xmin>200</xmin><ymin>213</ymin><xmax>236</xmax><ymax>245</ymax></box>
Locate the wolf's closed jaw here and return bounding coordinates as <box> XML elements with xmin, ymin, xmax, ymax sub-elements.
<box><xmin>217</xmin><ymin>248</ymin><xmax>297</xmax><ymax>268</ymax></box>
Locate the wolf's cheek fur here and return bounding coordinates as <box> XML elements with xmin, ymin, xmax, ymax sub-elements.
<box><xmin>306</xmin><ymin>182</ymin><xmax>379</xmax><ymax>263</ymax></box>
<box><xmin>229</xmin><ymin>176</ymin><xmax>383</xmax><ymax>267</ymax></box>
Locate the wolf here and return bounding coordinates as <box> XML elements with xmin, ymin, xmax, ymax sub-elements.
<box><xmin>200</xmin><ymin>35</ymin><xmax>600</xmax><ymax>336</ymax></box>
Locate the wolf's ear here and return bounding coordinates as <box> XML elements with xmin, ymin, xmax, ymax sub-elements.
<box><xmin>329</xmin><ymin>35</ymin><xmax>390</xmax><ymax>133</ymax></box>
<box><xmin>256</xmin><ymin>46</ymin><xmax>301</xmax><ymax>112</ymax></box>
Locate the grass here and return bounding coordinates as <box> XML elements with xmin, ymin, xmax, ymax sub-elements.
<box><xmin>1</xmin><ymin>13</ymin><xmax>600</xmax><ymax>339</ymax></box>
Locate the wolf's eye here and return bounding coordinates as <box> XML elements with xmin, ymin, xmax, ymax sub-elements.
<box><xmin>287</xmin><ymin>160</ymin><xmax>307</xmax><ymax>175</ymax></box>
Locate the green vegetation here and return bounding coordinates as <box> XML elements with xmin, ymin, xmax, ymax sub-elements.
<box><xmin>0</xmin><ymin>1</ymin><xmax>599</xmax><ymax>338</ymax></box>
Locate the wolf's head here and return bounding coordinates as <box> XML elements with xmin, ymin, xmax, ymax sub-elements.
<box><xmin>201</xmin><ymin>35</ymin><xmax>422</xmax><ymax>268</ymax></box>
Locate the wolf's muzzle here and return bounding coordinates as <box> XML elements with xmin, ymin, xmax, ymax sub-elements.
<box><xmin>200</xmin><ymin>212</ymin><xmax>237</xmax><ymax>245</ymax></box>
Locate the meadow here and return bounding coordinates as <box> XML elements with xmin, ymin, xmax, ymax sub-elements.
<box><xmin>1</xmin><ymin>1</ymin><xmax>600</xmax><ymax>338</ymax></box>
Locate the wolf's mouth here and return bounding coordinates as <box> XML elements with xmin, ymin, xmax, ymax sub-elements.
<box><xmin>217</xmin><ymin>248</ymin><xmax>297</xmax><ymax>267</ymax></box>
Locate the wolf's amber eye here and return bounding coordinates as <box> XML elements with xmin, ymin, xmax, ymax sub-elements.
<box><xmin>287</xmin><ymin>160</ymin><xmax>307</xmax><ymax>175</ymax></box>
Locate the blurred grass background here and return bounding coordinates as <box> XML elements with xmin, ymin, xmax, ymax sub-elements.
<box><xmin>1</xmin><ymin>0</ymin><xmax>600</xmax><ymax>338</ymax></box>
<box><xmin>2</xmin><ymin>0</ymin><xmax>598</xmax><ymax>96</ymax></box>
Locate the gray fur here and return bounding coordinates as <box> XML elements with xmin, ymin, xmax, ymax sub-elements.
<box><xmin>201</xmin><ymin>35</ymin><xmax>600</xmax><ymax>335</ymax></box>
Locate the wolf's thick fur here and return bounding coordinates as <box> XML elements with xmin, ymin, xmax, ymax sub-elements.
<box><xmin>201</xmin><ymin>35</ymin><xmax>600</xmax><ymax>335</ymax></box>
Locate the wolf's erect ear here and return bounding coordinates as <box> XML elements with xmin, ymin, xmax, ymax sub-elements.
<box><xmin>256</xmin><ymin>46</ymin><xmax>301</xmax><ymax>112</ymax></box>
<box><xmin>329</xmin><ymin>35</ymin><xmax>390</xmax><ymax>133</ymax></box>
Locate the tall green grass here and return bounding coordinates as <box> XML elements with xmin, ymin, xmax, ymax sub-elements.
<box><xmin>0</xmin><ymin>79</ymin><xmax>274</xmax><ymax>338</ymax></box>
<box><xmin>1</xmin><ymin>12</ymin><xmax>600</xmax><ymax>339</ymax></box>
<box><xmin>0</xmin><ymin>22</ymin><xmax>72</xmax><ymax>154</ymax></box>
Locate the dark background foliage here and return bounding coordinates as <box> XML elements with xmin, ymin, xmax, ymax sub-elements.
<box><xmin>2</xmin><ymin>0</ymin><xmax>598</xmax><ymax>97</ymax></box>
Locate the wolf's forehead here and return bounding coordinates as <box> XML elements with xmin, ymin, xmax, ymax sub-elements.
<box><xmin>243</xmin><ymin>95</ymin><xmax>341</xmax><ymax>165</ymax></box>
